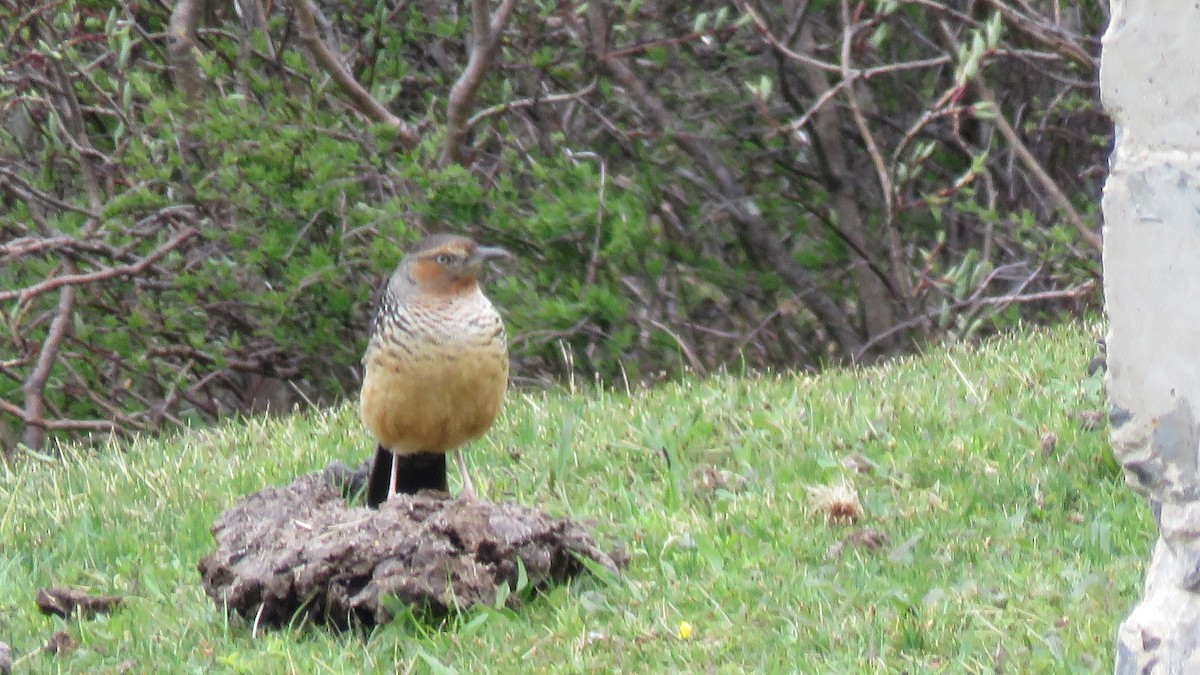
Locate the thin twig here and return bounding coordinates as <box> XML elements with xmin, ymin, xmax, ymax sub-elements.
<box><xmin>791</xmin><ymin>21</ymin><xmax>898</xmax><ymax>341</ymax></box>
<box><xmin>854</xmin><ymin>278</ymin><xmax>1095</xmax><ymax>359</ymax></box>
<box><xmin>737</xmin><ymin>0</ymin><xmax>841</xmax><ymax>74</ymax></box>
<box><xmin>0</xmin><ymin>166</ymin><xmax>101</xmax><ymax>220</ymax></box>
<box><xmin>465</xmin><ymin>79</ymin><xmax>597</xmax><ymax>130</ymax></box>
<box><xmin>1</xmin><ymin>229</ymin><xmax>198</xmax><ymax>303</ymax></box>
<box><xmin>783</xmin><ymin>55</ymin><xmax>952</xmax><ymax>136</ymax></box>
<box><xmin>565</xmin><ymin>149</ymin><xmax>607</xmax><ymax>286</ymax></box>
<box><xmin>602</xmin><ymin>25</ymin><xmax>739</xmax><ymax>60</ymax></box>
<box><xmin>980</xmin><ymin>0</ymin><xmax>1092</xmax><ymax>69</ymax></box>
<box><xmin>290</xmin><ymin>0</ymin><xmax>420</xmax><ymax>145</ymax></box>
<box><xmin>648</xmin><ymin>319</ymin><xmax>706</xmax><ymax>375</ymax></box>
<box><xmin>48</xmin><ymin>58</ymin><xmax>104</xmax><ymax>222</ymax></box>
<box><xmin>977</xmin><ymin>283</ymin><xmax>1093</xmax><ymax>305</ymax></box>
<box><xmin>838</xmin><ymin>0</ymin><xmax>904</xmax><ymax>302</ymax></box>
<box><xmin>974</xmin><ymin>81</ymin><xmax>1101</xmax><ymax>252</ymax></box>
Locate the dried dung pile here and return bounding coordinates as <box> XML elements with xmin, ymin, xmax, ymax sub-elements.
<box><xmin>198</xmin><ymin>464</ymin><xmax>624</xmax><ymax>629</ymax></box>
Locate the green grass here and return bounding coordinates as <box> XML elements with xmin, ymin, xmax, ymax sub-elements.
<box><xmin>1</xmin><ymin>323</ymin><xmax>1150</xmax><ymax>673</ymax></box>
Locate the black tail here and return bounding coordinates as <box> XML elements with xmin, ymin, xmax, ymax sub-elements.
<box><xmin>366</xmin><ymin>445</ymin><xmax>448</xmax><ymax>508</ymax></box>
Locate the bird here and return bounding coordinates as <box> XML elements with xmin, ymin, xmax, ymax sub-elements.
<box><xmin>359</xmin><ymin>233</ymin><xmax>511</xmax><ymax>507</ymax></box>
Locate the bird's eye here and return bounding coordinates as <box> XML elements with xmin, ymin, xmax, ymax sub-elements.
<box><xmin>435</xmin><ymin>253</ymin><xmax>453</xmax><ymax>265</ymax></box>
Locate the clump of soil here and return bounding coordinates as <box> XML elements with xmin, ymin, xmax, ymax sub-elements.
<box><xmin>35</xmin><ymin>587</ymin><xmax>122</xmax><ymax>619</ymax></box>
<box><xmin>198</xmin><ymin>464</ymin><xmax>624</xmax><ymax>629</ymax></box>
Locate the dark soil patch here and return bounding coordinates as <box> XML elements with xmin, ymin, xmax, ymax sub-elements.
<box><xmin>198</xmin><ymin>463</ymin><xmax>625</xmax><ymax>629</ymax></box>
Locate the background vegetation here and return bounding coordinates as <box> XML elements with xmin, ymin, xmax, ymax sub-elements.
<box><xmin>1</xmin><ymin>0</ymin><xmax>1108</xmax><ymax>451</ymax></box>
<box><xmin>0</xmin><ymin>325</ymin><xmax>1147</xmax><ymax>671</ymax></box>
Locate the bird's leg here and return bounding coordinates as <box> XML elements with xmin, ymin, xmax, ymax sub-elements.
<box><xmin>455</xmin><ymin>449</ymin><xmax>477</xmax><ymax>500</ymax></box>
<box><xmin>388</xmin><ymin>450</ymin><xmax>399</xmax><ymax>502</ymax></box>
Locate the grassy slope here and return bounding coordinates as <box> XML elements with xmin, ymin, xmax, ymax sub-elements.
<box><xmin>0</xmin><ymin>323</ymin><xmax>1150</xmax><ymax>673</ymax></box>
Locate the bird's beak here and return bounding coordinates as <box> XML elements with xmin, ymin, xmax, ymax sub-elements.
<box><xmin>470</xmin><ymin>245</ymin><xmax>513</xmax><ymax>267</ymax></box>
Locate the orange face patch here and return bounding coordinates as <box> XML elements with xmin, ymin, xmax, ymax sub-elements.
<box><xmin>411</xmin><ymin>256</ymin><xmax>477</xmax><ymax>296</ymax></box>
<box><xmin>410</xmin><ymin>258</ymin><xmax>447</xmax><ymax>286</ymax></box>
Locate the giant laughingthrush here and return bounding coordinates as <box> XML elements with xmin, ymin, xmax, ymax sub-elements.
<box><xmin>359</xmin><ymin>234</ymin><xmax>510</xmax><ymax>507</ymax></box>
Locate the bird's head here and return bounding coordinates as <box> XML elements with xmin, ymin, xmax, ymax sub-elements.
<box><xmin>395</xmin><ymin>234</ymin><xmax>511</xmax><ymax>298</ymax></box>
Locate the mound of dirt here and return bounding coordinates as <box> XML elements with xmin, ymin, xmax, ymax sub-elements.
<box><xmin>198</xmin><ymin>464</ymin><xmax>624</xmax><ymax>629</ymax></box>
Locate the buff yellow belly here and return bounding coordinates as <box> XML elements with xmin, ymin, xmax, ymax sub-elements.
<box><xmin>359</xmin><ymin>344</ymin><xmax>508</xmax><ymax>456</ymax></box>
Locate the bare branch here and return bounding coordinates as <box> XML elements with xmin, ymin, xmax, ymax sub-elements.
<box><xmin>47</xmin><ymin>58</ymin><xmax>104</xmax><ymax>219</ymax></box>
<box><xmin>20</xmin><ymin>284</ymin><xmax>74</xmax><ymax>450</ymax></box>
<box><xmin>0</xmin><ymin>396</ymin><xmax>116</xmax><ymax>434</ymax></box>
<box><xmin>791</xmin><ymin>21</ymin><xmax>899</xmax><ymax>343</ymax></box>
<box><xmin>0</xmin><ymin>166</ymin><xmax>101</xmax><ymax>221</ymax></box>
<box><xmin>239</xmin><ymin>0</ymin><xmax>277</xmax><ymax>60</ymax></box>
<box><xmin>855</xmin><ymin>275</ymin><xmax>1095</xmax><ymax>360</ymax></box>
<box><xmin>838</xmin><ymin>0</ymin><xmax>892</xmax><ymax>228</ymax></box>
<box><xmin>777</xmin><ymin>55</ymin><xmax>951</xmax><ymax>137</ymax></box>
<box><xmin>289</xmin><ymin>0</ymin><xmax>420</xmax><ymax>146</ymax></box>
<box><xmin>2</xmin><ymin>236</ymin><xmax>93</xmax><ymax>259</ymax></box>
<box><xmin>976</xmin><ymin>282</ymin><xmax>1095</xmax><ymax>305</ymax></box>
<box><xmin>980</xmin><ymin>0</ymin><xmax>1093</xmax><ymax>69</ymax></box>
<box><xmin>0</xmin><ymin>208</ymin><xmax>192</xmax><ymax>261</ymax></box>
<box><xmin>465</xmin><ymin>79</ymin><xmax>598</xmax><ymax>131</ymax></box>
<box><xmin>834</xmin><ymin>0</ymin><xmax>912</xmax><ymax>327</ymax></box>
<box><xmin>974</xmin><ymin>81</ymin><xmax>1102</xmax><ymax>252</ymax></box>
<box><xmin>1</xmin><ymin>228</ymin><xmax>198</xmax><ymax>304</ymax></box>
<box><xmin>441</xmin><ymin>0</ymin><xmax>520</xmax><ymax>166</ymax></box>
<box><xmin>648</xmin><ymin>319</ymin><xmax>706</xmax><ymax>375</ymax></box>
<box><xmin>737</xmin><ymin>1</ymin><xmax>841</xmax><ymax>74</ymax></box>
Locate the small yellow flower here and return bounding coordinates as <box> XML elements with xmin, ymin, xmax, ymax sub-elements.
<box><xmin>677</xmin><ymin>620</ymin><xmax>694</xmax><ymax>640</ymax></box>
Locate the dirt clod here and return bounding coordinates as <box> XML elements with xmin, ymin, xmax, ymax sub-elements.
<box><xmin>45</xmin><ymin>631</ymin><xmax>76</xmax><ymax>656</ymax></box>
<box><xmin>691</xmin><ymin>465</ymin><xmax>747</xmax><ymax>497</ymax></box>
<box><xmin>827</xmin><ymin>527</ymin><xmax>888</xmax><ymax>558</ymax></box>
<box><xmin>1040</xmin><ymin>432</ymin><xmax>1058</xmax><ymax>455</ymax></box>
<box><xmin>198</xmin><ymin>464</ymin><xmax>625</xmax><ymax>629</ymax></box>
<box><xmin>841</xmin><ymin>453</ymin><xmax>877</xmax><ymax>474</ymax></box>
<box><xmin>35</xmin><ymin>587</ymin><xmax>122</xmax><ymax>619</ymax></box>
